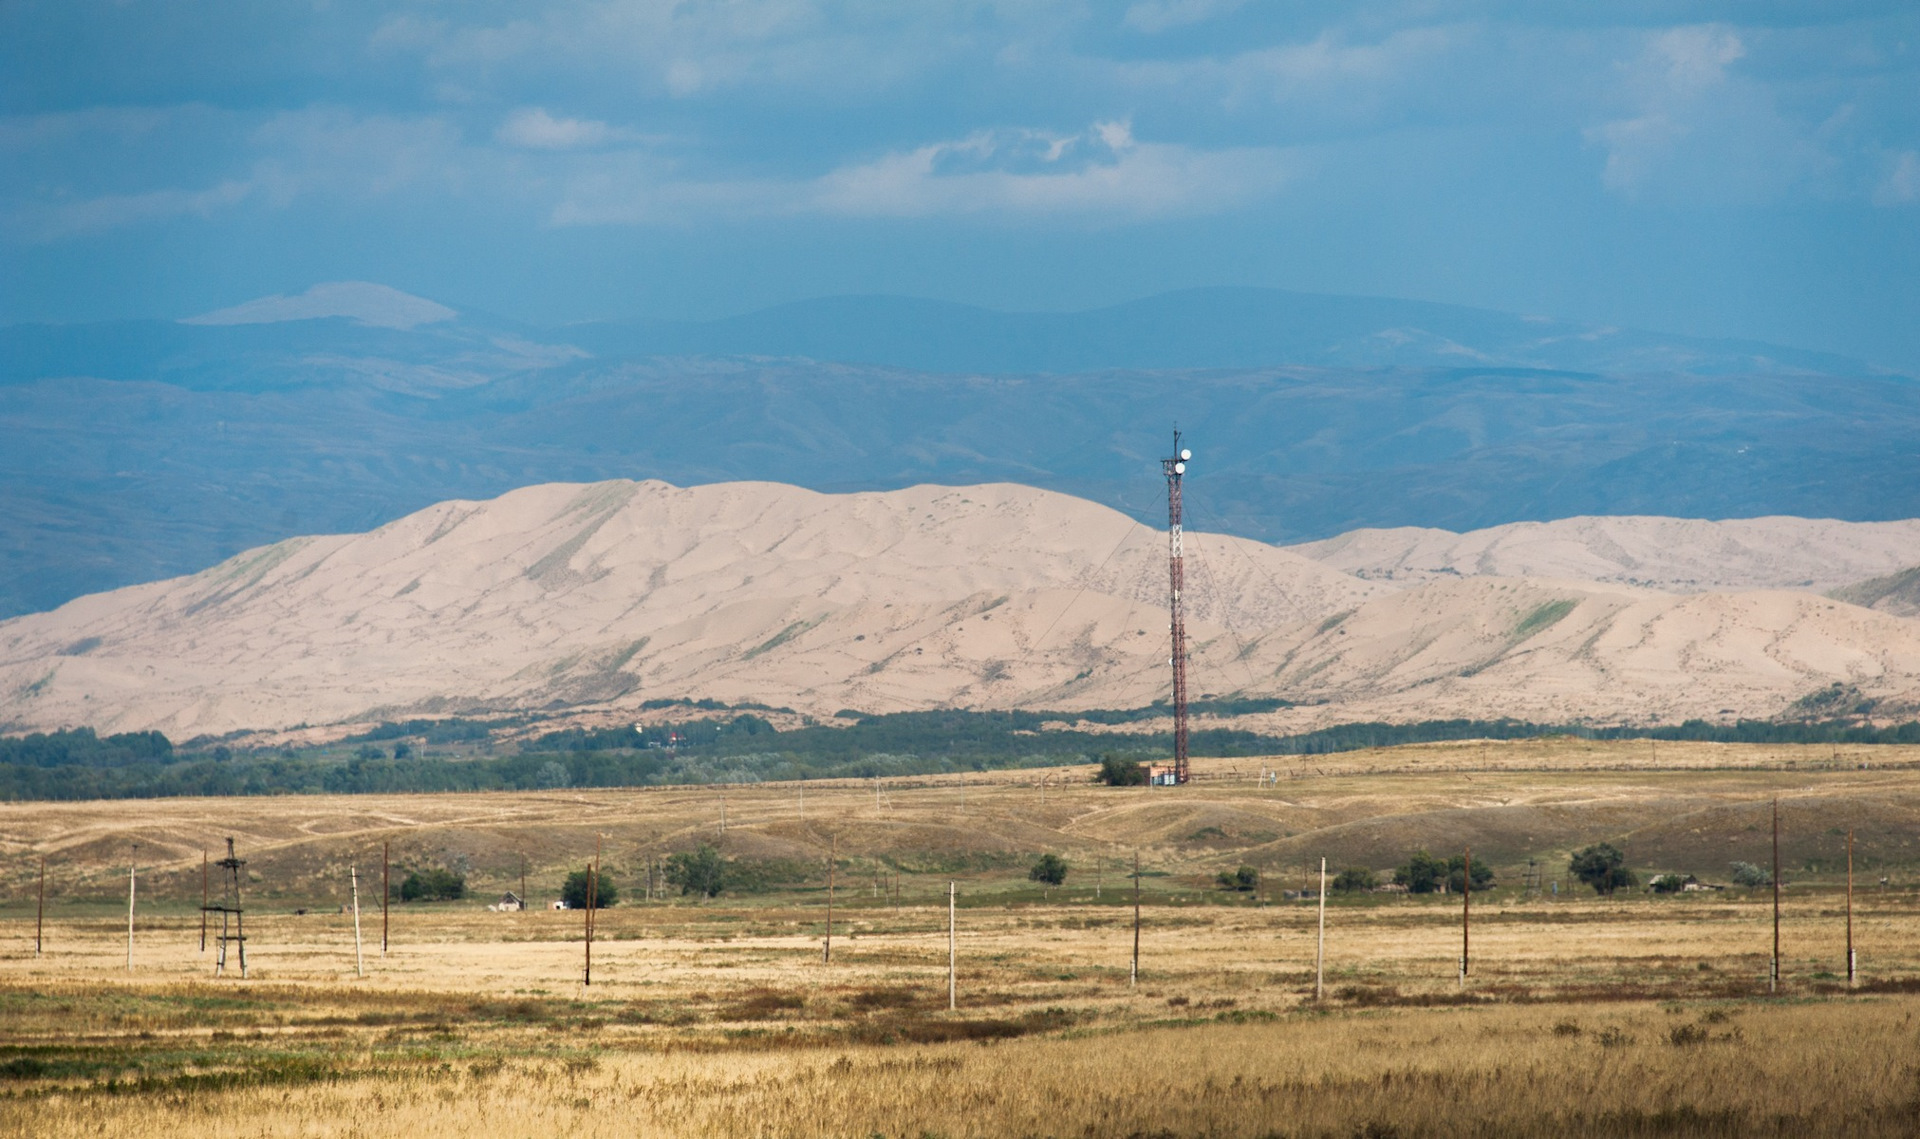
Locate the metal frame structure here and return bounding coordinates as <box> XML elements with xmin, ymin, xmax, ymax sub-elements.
<box><xmin>1161</xmin><ymin>431</ymin><xmax>1193</xmax><ymax>785</ymax></box>
<box><xmin>202</xmin><ymin>837</ymin><xmax>248</xmax><ymax>978</ymax></box>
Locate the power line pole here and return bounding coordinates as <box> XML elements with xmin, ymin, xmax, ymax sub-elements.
<box><xmin>351</xmin><ymin>866</ymin><xmax>365</xmax><ymax>978</ymax></box>
<box><xmin>1315</xmin><ymin>856</ymin><xmax>1327</xmax><ymax>1001</ymax></box>
<box><xmin>200</xmin><ymin>848</ymin><xmax>208</xmax><ymax>952</ymax></box>
<box><xmin>948</xmin><ymin>880</ymin><xmax>957</xmax><ymax>1011</ymax></box>
<box><xmin>381</xmin><ymin>841</ymin><xmax>390</xmax><ymax>956</ymax></box>
<box><xmin>1771</xmin><ymin>798</ymin><xmax>1781</xmax><ymax>994</ymax></box>
<box><xmin>1161</xmin><ymin>430</ymin><xmax>1192</xmax><ymax>785</ymax></box>
<box><xmin>126</xmin><ymin>851</ymin><xmax>136</xmax><ymax>973</ymax></box>
<box><xmin>35</xmin><ymin>856</ymin><xmax>45</xmax><ymax>957</ymax></box>
<box><xmin>1130</xmin><ymin>851</ymin><xmax>1141</xmax><ymax>987</ymax></box>
<box><xmin>1847</xmin><ymin>827</ymin><xmax>1856</xmax><ymax>987</ymax></box>
<box><xmin>1460</xmin><ymin>847</ymin><xmax>1471</xmax><ymax>985</ymax></box>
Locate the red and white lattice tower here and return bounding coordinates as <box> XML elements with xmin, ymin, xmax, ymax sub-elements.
<box><xmin>1162</xmin><ymin>431</ymin><xmax>1192</xmax><ymax>785</ymax></box>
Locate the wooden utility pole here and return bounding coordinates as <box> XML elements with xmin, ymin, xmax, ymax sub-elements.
<box><xmin>520</xmin><ymin>856</ymin><xmax>527</xmax><ymax>909</ymax></box>
<box><xmin>351</xmin><ymin>866</ymin><xmax>365</xmax><ymax>978</ymax></box>
<box><xmin>1771</xmin><ymin>798</ymin><xmax>1781</xmax><ymax>994</ymax></box>
<box><xmin>584</xmin><ymin>837</ymin><xmax>601</xmax><ymax>986</ymax></box>
<box><xmin>1315</xmin><ymin>857</ymin><xmax>1327</xmax><ymax>1001</ymax></box>
<box><xmin>948</xmin><ymin>880</ymin><xmax>957</xmax><ymax>1011</ymax></box>
<box><xmin>1847</xmin><ymin>828</ymin><xmax>1856</xmax><ymax>986</ymax></box>
<box><xmin>381</xmin><ymin>840</ymin><xmax>390</xmax><ymax>956</ymax></box>
<box><xmin>825</xmin><ymin>835</ymin><xmax>836</xmax><ymax>963</ymax></box>
<box><xmin>1460</xmin><ymin>847</ymin><xmax>1471</xmax><ymax>984</ymax></box>
<box><xmin>1130</xmin><ymin>851</ymin><xmax>1141</xmax><ymax>987</ymax></box>
<box><xmin>200</xmin><ymin>849</ymin><xmax>208</xmax><ymax>952</ymax></box>
<box><xmin>126</xmin><ymin>858</ymin><xmax>136</xmax><ymax>972</ymax></box>
<box><xmin>35</xmin><ymin>857</ymin><xmax>45</xmax><ymax>956</ymax></box>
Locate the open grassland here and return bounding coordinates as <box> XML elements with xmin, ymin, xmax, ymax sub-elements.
<box><xmin>6</xmin><ymin>739</ymin><xmax>1920</xmax><ymax>1135</ymax></box>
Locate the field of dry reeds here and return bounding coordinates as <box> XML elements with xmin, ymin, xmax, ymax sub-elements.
<box><xmin>5</xmin><ymin>738</ymin><xmax>1920</xmax><ymax>1136</ymax></box>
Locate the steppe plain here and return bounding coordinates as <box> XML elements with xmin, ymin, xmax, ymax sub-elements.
<box><xmin>8</xmin><ymin>740</ymin><xmax>1920</xmax><ymax>1137</ymax></box>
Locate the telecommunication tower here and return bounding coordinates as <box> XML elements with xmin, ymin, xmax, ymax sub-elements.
<box><xmin>1162</xmin><ymin>431</ymin><xmax>1192</xmax><ymax>785</ymax></box>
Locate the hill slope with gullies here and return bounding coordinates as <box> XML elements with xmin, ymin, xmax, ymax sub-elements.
<box><xmin>1</xmin><ymin>480</ymin><xmax>1918</xmax><ymax>738</ymax></box>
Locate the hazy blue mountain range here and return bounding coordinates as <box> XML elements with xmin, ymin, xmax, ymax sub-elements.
<box><xmin>1</xmin><ymin>284</ymin><xmax>1915</xmax><ymax>620</ymax></box>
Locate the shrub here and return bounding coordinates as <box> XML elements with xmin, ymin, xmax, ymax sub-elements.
<box><xmin>1095</xmin><ymin>754</ymin><xmax>1148</xmax><ymax>786</ymax></box>
<box><xmin>562</xmin><ymin>868</ymin><xmax>620</xmax><ymax>908</ymax></box>
<box><xmin>398</xmin><ymin>866</ymin><xmax>465</xmax><ymax>902</ymax></box>
<box><xmin>1216</xmin><ymin>865</ymin><xmax>1258</xmax><ymax>892</ymax></box>
<box><xmin>1331</xmin><ymin>867</ymin><xmax>1378</xmax><ymax>893</ymax></box>
<box><xmin>1029</xmin><ymin>853</ymin><xmax>1068</xmax><ymax>886</ymax></box>
<box><xmin>1649</xmin><ymin>872</ymin><xmax>1689</xmax><ymax>893</ymax></box>
<box><xmin>1729</xmin><ymin>861</ymin><xmax>1772</xmax><ymax>888</ymax></box>
<box><xmin>1446</xmin><ymin>855</ymin><xmax>1494</xmax><ymax>894</ymax></box>
<box><xmin>662</xmin><ymin>844</ymin><xmax>728</xmax><ymax>898</ymax></box>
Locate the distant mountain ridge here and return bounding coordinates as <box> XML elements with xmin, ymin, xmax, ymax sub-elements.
<box><xmin>1</xmin><ymin>283</ymin><xmax>1916</xmax><ymax>620</ymax></box>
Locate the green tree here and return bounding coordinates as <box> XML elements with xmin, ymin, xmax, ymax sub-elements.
<box><xmin>1729</xmin><ymin>861</ymin><xmax>1772</xmax><ymax>888</ymax></box>
<box><xmin>1029</xmin><ymin>853</ymin><xmax>1069</xmax><ymax>886</ymax></box>
<box><xmin>1394</xmin><ymin>850</ymin><xmax>1448</xmax><ymax>894</ymax></box>
<box><xmin>1217</xmin><ymin>865</ymin><xmax>1259</xmax><ymax>892</ymax></box>
<box><xmin>663</xmin><ymin>845</ymin><xmax>728</xmax><ymax>898</ymax></box>
<box><xmin>398</xmin><ymin>866</ymin><xmax>465</xmax><ymax>902</ymax></box>
<box><xmin>562</xmin><ymin>868</ymin><xmax>619</xmax><ymax>908</ymax></box>
<box><xmin>1445</xmin><ymin>854</ymin><xmax>1495</xmax><ymax>894</ymax></box>
<box><xmin>1095</xmin><ymin>754</ymin><xmax>1148</xmax><ymax>786</ymax></box>
<box><xmin>1569</xmin><ymin>844</ymin><xmax>1637</xmax><ymax>895</ymax></box>
<box><xmin>1331</xmin><ymin>867</ymin><xmax>1378</xmax><ymax>893</ymax></box>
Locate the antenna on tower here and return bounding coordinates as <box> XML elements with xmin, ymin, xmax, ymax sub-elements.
<box><xmin>1161</xmin><ymin>429</ymin><xmax>1192</xmax><ymax>785</ymax></box>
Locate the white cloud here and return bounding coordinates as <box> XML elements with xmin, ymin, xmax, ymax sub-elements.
<box><xmin>11</xmin><ymin>179</ymin><xmax>253</xmax><ymax>240</ymax></box>
<box><xmin>497</xmin><ymin>108</ymin><xmax>619</xmax><ymax>150</ymax></box>
<box><xmin>548</xmin><ymin>120</ymin><xmax>1292</xmax><ymax>225</ymax></box>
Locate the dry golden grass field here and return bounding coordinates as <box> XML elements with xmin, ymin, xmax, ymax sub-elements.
<box><xmin>5</xmin><ymin>738</ymin><xmax>1920</xmax><ymax>1137</ymax></box>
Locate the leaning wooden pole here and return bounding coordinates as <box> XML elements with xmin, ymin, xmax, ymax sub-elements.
<box><xmin>948</xmin><ymin>880</ymin><xmax>957</xmax><ymax>1011</ymax></box>
<box><xmin>200</xmin><ymin>849</ymin><xmax>208</xmax><ymax>953</ymax></box>
<box><xmin>35</xmin><ymin>857</ymin><xmax>46</xmax><ymax>956</ymax></box>
<box><xmin>1771</xmin><ymin>798</ymin><xmax>1781</xmax><ymax>994</ymax></box>
<box><xmin>126</xmin><ymin>861</ymin><xmax>136</xmax><ymax>972</ymax></box>
<box><xmin>1847</xmin><ymin>827</ymin><xmax>1856</xmax><ymax>987</ymax></box>
<box><xmin>381</xmin><ymin>840</ymin><xmax>390</xmax><ymax>956</ymax></box>
<box><xmin>824</xmin><ymin>835</ymin><xmax>835</xmax><ymax>964</ymax></box>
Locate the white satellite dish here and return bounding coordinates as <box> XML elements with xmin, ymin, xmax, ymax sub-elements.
<box><xmin>1180</xmin><ymin>449</ymin><xmax>1192</xmax><ymax>461</ymax></box>
<box><xmin>1173</xmin><ymin>462</ymin><xmax>1186</xmax><ymax>474</ymax></box>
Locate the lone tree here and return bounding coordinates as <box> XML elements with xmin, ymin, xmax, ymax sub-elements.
<box><xmin>1331</xmin><ymin>867</ymin><xmax>1378</xmax><ymax>893</ymax></box>
<box><xmin>1446</xmin><ymin>855</ymin><xmax>1494</xmax><ymax>895</ymax></box>
<box><xmin>1217</xmin><ymin>865</ymin><xmax>1259</xmax><ymax>892</ymax></box>
<box><xmin>1569</xmin><ymin>843</ymin><xmax>1637</xmax><ymax>895</ymax></box>
<box><xmin>561</xmin><ymin>868</ymin><xmax>619</xmax><ymax>909</ymax></box>
<box><xmin>1095</xmin><ymin>754</ymin><xmax>1148</xmax><ymax>786</ymax></box>
<box><xmin>1029</xmin><ymin>853</ymin><xmax>1069</xmax><ymax>887</ymax></box>
<box><xmin>1729</xmin><ymin>861</ymin><xmax>1772</xmax><ymax>888</ymax></box>
<box><xmin>663</xmin><ymin>844</ymin><xmax>729</xmax><ymax>898</ymax></box>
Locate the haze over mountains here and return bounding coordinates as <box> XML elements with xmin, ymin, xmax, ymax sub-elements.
<box><xmin>2</xmin><ymin>479</ymin><xmax>1917</xmax><ymax>740</ymax></box>
<box><xmin>3</xmin><ymin>282</ymin><xmax>1918</xmax><ymax>623</ymax></box>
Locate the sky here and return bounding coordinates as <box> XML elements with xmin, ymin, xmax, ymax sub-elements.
<box><xmin>3</xmin><ymin>2</ymin><xmax>1917</xmax><ymax>369</ymax></box>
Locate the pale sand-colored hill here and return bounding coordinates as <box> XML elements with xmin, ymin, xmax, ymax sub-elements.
<box><xmin>0</xmin><ymin>480</ymin><xmax>1376</xmax><ymax>737</ymax></box>
<box><xmin>4</xmin><ymin>480</ymin><xmax>1920</xmax><ymax>738</ymax></box>
<box><xmin>1288</xmin><ymin>516</ymin><xmax>1920</xmax><ymax>593</ymax></box>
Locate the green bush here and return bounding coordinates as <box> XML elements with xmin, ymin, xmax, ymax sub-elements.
<box><xmin>1569</xmin><ymin>844</ymin><xmax>1637</xmax><ymax>895</ymax></box>
<box><xmin>1394</xmin><ymin>850</ymin><xmax>1447</xmax><ymax>893</ymax></box>
<box><xmin>1729</xmin><ymin>861</ymin><xmax>1772</xmax><ymax>888</ymax></box>
<box><xmin>1331</xmin><ymin>867</ymin><xmax>1378</xmax><ymax>893</ymax></box>
<box><xmin>562</xmin><ymin>868</ymin><xmax>619</xmax><ymax>908</ymax></box>
<box><xmin>663</xmin><ymin>845</ymin><xmax>728</xmax><ymax>898</ymax></box>
<box><xmin>398</xmin><ymin>866</ymin><xmax>465</xmax><ymax>902</ymax></box>
<box><xmin>1029</xmin><ymin>853</ymin><xmax>1068</xmax><ymax>886</ymax></box>
<box><xmin>1095</xmin><ymin>754</ymin><xmax>1148</xmax><ymax>786</ymax></box>
<box><xmin>1649</xmin><ymin>873</ymin><xmax>1689</xmax><ymax>893</ymax></box>
<box><xmin>1216</xmin><ymin>865</ymin><xmax>1258</xmax><ymax>892</ymax></box>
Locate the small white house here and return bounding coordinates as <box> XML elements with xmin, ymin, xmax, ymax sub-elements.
<box><xmin>488</xmin><ymin>892</ymin><xmax>527</xmax><ymax>912</ymax></box>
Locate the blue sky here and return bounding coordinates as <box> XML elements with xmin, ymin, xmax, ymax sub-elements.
<box><xmin>3</xmin><ymin>2</ymin><xmax>1917</xmax><ymax>368</ymax></box>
